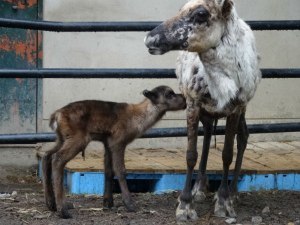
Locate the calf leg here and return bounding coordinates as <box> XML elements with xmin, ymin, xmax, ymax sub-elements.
<box><xmin>176</xmin><ymin>99</ymin><xmax>200</xmax><ymax>221</ymax></box>
<box><xmin>52</xmin><ymin>136</ymin><xmax>88</xmax><ymax>219</ymax></box>
<box><xmin>103</xmin><ymin>143</ymin><xmax>114</xmax><ymax>208</ymax></box>
<box><xmin>230</xmin><ymin>112</ymin><xmax>248</xmax><ymax>194</ymax></box>
<box><xmin>192</xmin><ymin>115</ymin><xmax>214</xmax><ymax>202</ymax></box>
<box><xmin>214</xmin><ymin>113</ymin><xmax>240</xmax><ymax>218</ymax></box>
<box><xmin>42</xmin><ymin>139</ymin><xmax>63</xmax><ymax>211</ymax></box>
<box><xmin>111</xmin><ymin>145</ymin><xmax>135</xmax><ymax>212</ymax></box>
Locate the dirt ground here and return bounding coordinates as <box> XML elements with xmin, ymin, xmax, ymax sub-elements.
<box><xmin>0</xmin><ymin>175</ymin><xmax>299</xmax><ymax>225</ymax></box>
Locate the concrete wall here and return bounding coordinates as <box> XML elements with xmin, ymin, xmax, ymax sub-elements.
<box><xmin>42</xmin><ymin>0</ymin><xmax>300</xmax><ymax>149</ymax></box>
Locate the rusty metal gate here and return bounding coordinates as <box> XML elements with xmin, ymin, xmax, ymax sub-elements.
<box><xmin>0</xmin><ymin>0</ymin><xmax>42</xmax><ymax>134</ymax></box>
<box><xmin>0</xmin><ymin>5</ymin><xmax>299</xmax><ymax>143</ymax></box>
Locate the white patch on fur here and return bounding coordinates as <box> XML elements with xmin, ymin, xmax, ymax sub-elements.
<box><xmin>214</xmin><ymin>193</ymin><xmax>237</xmax><ymax>218</ymax></box>
<box><xmin>192</xmin><ymin>182</ymin><xmax>206</xmax><ymax>202</ymax></box>
<box><xmin>52</xmin><ymin>121</ymin><xmax>58</xmax><ymax>131</ymax></box>
<box><xmin>176</xmin><ymin>6</ymin><xmax>261</xmax><ymax>114</ymax></box>
<box><xmin>176</xmin><ymin>198</ymin><xmax>198</xmax><ymax>221</ymax></box>
<box><xmin>50</xmin><ymin>112</ymin><xmax>61</xmax><ymax>131</ymax></box>
<box><xmin>144</xmin><ymin>34</ymin><xmax>160</xmax><ymax>46</ymax></box>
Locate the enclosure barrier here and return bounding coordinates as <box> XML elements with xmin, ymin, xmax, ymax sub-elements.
<box><xmin>0</xmin><ymin>18</ymin><xmax>300</xmax><ymax>144</ymax></box>
<box><xmin>1</xmin><ymin>123</ymin><xmax>300</xmax><ymax>144</ymax></box>
<box><xmin>0</xmin><ymin>18</ymin><xmax>300</xmax><ymax>31</ymax></box>
<box><xmin>0</xmin><ymin>68</ymin><xmax>299</xmax><ymax>79</ymax></box>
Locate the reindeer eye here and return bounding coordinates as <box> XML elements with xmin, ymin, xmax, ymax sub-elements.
<box><xmin>190</xmin><ymin>7</ymin><xmax>210</xmax><ymax>25</ymax></box>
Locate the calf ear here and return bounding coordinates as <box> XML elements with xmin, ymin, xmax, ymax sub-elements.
<box><xmin>143</xmin><ymin>90</ymin><xmax>158</xmax><ymax>103</ymax></box>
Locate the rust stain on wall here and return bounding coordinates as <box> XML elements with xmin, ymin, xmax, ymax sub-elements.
<box><xmin>3</xmin><ymin>0</ymin><xmax>37</xmax><ymax>9</ymax></box>
<box><xmin>37</xmin><ymin>31</ymin><xmax>43</xmax><ymax>60</ymax></box>
<box><xmin>15</xmin><ymin>78</ymin><xmax>23</xmax><ymax>84</ymax></box>
<box><xmin>10</xmin><ymin>101</ymin><xmax>20</xmax><ymax>126</ymax></box>
<box><xmin>0</xmin><ymin>30</ymin><xmax>38</xmax><ymax>65</ymax></box>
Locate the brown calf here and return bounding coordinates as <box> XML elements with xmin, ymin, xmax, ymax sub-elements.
<box><xmin>42</xmin><ymin>85</ymin><xmax>186</xmax><ymax>218</ymax></box>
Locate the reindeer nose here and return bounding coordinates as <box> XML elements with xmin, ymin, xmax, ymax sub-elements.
<box><xmin>144</xmin><ymin>33</ymin><xmax>158</xmax><ymax>48</ymax></box>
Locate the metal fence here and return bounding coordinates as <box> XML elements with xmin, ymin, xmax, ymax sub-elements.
<box><xmin>0</xmin><ymin>18</ymin><xmax>300</xmax><ymax>144</ymax></box>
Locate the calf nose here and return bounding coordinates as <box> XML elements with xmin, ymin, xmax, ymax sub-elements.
<box><xmin>183</xmin><ymin>100</ymin><xmax>187</xmax><ymax>109</ymax></box>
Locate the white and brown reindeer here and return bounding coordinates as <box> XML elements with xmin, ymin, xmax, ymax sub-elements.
<box><xmin>145</xmin><ymin>0</ymin><xmax>261</xmax><ymax>221</ymax></box>
<box><xmin>42</xmin><ymin>85</ymin><xmax>186</xmax><ymax>218</ymax></box>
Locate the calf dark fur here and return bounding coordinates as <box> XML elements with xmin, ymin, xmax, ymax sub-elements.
<box><xmin>42</xmin><ymin>86</ymin><xmax>186</xmax><ymax>219</ymax></box>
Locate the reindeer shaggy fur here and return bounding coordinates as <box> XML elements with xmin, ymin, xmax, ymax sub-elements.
<box><xmin>42</xmin><ymin>86</ymin><xmax>186</xmax><ymax>219</ymax></box>
<box><xmin>145</xmin><ymin>0</ymin><xmax>261</xmax><ymax>221</ymax></box>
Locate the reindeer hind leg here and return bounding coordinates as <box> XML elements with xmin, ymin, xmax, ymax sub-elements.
<box><xmin>52</xmin><ymin>136</ymin><xmax>88</xmax><ymax>218</ymax></box>
<box><xmin>42</xmin><ymin>138</ymin><xmax>63</xmax><ymax>211</ymax></box>
<box><xmin>103</xmin><ymin>142</ymin><xmax>114</xmax><ymax>209</ymax></box>
<box><xmin>230</xmin><ymin>112</ymin><xmax>248</xmax><ymax>194</ymax></box>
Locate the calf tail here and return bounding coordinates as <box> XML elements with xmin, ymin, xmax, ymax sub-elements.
<box><xmin>49</xmin><ymin>112</ymin><xmax>57</xmax><ymax>131</ymax></box>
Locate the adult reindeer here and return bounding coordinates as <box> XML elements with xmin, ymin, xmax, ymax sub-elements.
<box><xmin>145</xmin><ymin>0</ymin><xmax>261</xmax><ymax>221</ymax></box>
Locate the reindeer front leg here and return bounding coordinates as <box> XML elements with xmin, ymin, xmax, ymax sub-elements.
<box><xmin>192</xmin><ymin>115</ymin><xmax>214</xmax><ymax>202</ymax></box>
<box><xmin>214</xmin><ymin>113</ymin><xmax>240</xmax><ymax>218</ymax></box>
<box><xmin>111</xmin><ymin>145</ymin><xmax>135</xmax><ymax>212</ymax></box>
<box><xmin>176</xmin><ymin>98</ymin><xmax>200</xmax><ymax>221</ymax></box>
<box><xmin>230</xmin><ymin>111</ymin><xmax>248</xmax><ymax>194</ymax></box>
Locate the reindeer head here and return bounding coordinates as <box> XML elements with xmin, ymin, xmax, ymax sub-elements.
<box><xmin>145</xmin><ymin>0</ymin><xmax>233</xmax><ymax>54</ymax></box>
<box><xmin>143</xmin><ymin>86</ymin><xmax>186</xmax><ymax>111</ymax></box>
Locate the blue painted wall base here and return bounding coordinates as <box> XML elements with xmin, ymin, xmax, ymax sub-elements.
<box><xmin>38</xmin><ymin>160</ymin><xmax>300</xmax><ymax>195</ymax></box>
<box><xmin>63</xmin><ymin>170</ymin><xmax>300</xmax><ymax>195</ymax></box>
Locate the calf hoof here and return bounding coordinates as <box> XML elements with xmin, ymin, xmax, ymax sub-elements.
<box><xmin>103</xmin><ymin>198</ymin><xmax>114</xmax><ymax>209</ymax></box>
<box><xmin>65</xmin><ymin>201</ymin><xmax>75</xmax><ymax>209</ymax></box>
<box><xmin>214</xmin><ymin>194</ymin><xmax>236</xmax><ymax>218</ymax></box>
<box><xmin>176</xmin><ymin>198</ymin><xmax>198</xmax><ymax>222</ymax></box>
<box><xmin>45</xmin><ymin>198</ymin><xmax>57</xmax><ymax>211</ymax></box>
<box><xmin>58</xmin><ymin>208</ymin><xmax>72</xmax><ymax>219</ymax></box>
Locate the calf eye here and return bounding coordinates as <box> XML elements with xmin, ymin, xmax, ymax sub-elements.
<box><xmin>166</xmin><ymin>91</ymin><xmax>175</xmax><ymax>99</ymax></box>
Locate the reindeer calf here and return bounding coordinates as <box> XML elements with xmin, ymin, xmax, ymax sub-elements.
<box><xmin>42</xmin><ymin>85</ymin><xmax>186</xmax><ymax>218</ymax></box>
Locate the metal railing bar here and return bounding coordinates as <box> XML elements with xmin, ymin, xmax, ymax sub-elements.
<box><xmin>0</xmin><ymin>123</ymin><xmax>299</xmax><ymax>144</ymax></box>
<box><xmin>0</xmin><ymin>18</ymin><xmax>299</xmax><ymax>32</ymax></box>
<box><xmin>0</xmin><ymin>68</ymin><xmax>299</xmax><ymax>79</ymax></box>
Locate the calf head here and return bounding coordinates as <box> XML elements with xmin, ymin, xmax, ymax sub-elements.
<box><xmin>143</xmin><ymin>86</ymin><xmax>186</xmax><ymax>111</ymax></box>
<box><xmin>145</xmin><ymin>0</ymin><xmax>233</xmax><ymax>54</ymax></box>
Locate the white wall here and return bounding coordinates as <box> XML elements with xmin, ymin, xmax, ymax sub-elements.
<box><xmin>42</xmin><ymin>0</ymin><xmax>300</xmax><ymax>148</ymax></box>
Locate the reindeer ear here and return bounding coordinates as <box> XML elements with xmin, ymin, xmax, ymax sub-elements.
<box><xmin>215</xmin><ymin>0</ymin><xmax>233</xmax><ymax>19</ymax></box>
<box><xmin>221</xmin><ymin>0</ymin><xmax>233</xmax><ymax>19</ymax></box>
<box><xmin>143</xmin><ymin>90</ymin><xmax>158</xmax><ymax>103</ymax></box>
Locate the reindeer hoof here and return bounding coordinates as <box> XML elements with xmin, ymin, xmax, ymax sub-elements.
<box><xmin>192</xmin><ymin>189</ymin><xmax>206</xmax><ymax>203</ymax></box>
<box><xmin>103</xmin><ymin>198</ymin><xmax>114</xmax><ymax>209</ymax></box>
<box><xmin>214</xmin><ymin>194</ymin><xmax>237</xmax><ymax>218</ymax></box>
<box><xmin>124</xmin><ymin>202</ymin><xmax>136</xmax><ymax>212</ymax></box>
<box><xmin>176</xmin><ymin>199</ymin><xmax>198</xmax><ymax>221</ymax></box>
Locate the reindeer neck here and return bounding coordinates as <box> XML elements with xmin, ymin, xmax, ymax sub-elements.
<box><xmin>129</xmin><ymin>99</ymin><xmax>165</xmax><ymax>133</ymax></box>
<box><xmin>198</xmin><ymin>9</ymin><xmax>243</xmax><ymax>73</ymax></box>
